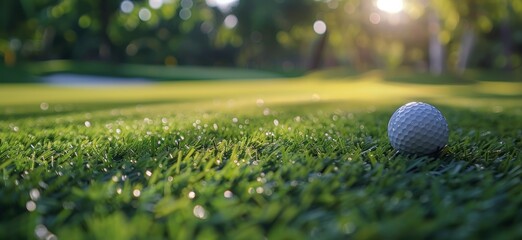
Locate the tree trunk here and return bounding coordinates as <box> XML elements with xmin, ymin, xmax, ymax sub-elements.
<box><xmin>428</xmin><ymin>11</ymin><xmax>444</xmax><ymax>75</ymax></box>
<box><xmin>500</xmin><ymin>0</ymin><xmax>512</xmax><ymax>71</ymax></box>
<box><xmin>308</xmin><ymin>30</ymin><xmax>328</xmax><ymax>70</ymax></box>
<box><xmin>98</xmin><ymin>0</ymin><xmax>113</xmax><ymax>61</ymax></box>
<box><xmin>456</xmin><ymin>23</ymin><xmax>475</xmax><ymax>74</ymax></box>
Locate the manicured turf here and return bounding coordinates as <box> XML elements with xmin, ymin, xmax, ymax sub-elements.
<box><xmin>1</xmin><ymin>70</ymin><xmax>521</xmax><ymax>239</ymax></box>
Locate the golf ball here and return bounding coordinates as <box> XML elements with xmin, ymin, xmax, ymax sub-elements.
<box><xmin>388</xmin><ymin>102</ymin><xmax>449</xmax><ymax>155</ymax></box>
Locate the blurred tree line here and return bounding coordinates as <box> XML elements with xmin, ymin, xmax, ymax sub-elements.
<box><xmin>1</xmin><ymin>0</ymin><xmax>521</xmax><ymax>74</ymax></box>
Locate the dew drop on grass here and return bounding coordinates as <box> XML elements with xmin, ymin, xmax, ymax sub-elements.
<box><xmin>257</xmin><ymin>176</ymin><xmax>267</xmax><ymax>183</ymax></box>
<box><xmin>29</xmin><ymin>189</ymin><xmax>40</xmax><ymax>201</ymax></box>
<box><xmin>26</xmin><ymin>201</ymin><xmax>36</xmax><ymax>212</ymax></box>
<box><xmin>144</xmin><ymin>118</ymin><xmax>153</xmax><ymax>124</ymax></box>
<box><xmin>224</xmin><ymin>190</ymin><xmax>233</xmax><ymax>198</ymax></box>
<box><xmin>35</xmin><ymin>224</ymin><xmax>48</xmax><ymax>239</ymax></box>
<box><xmin>273</xmin><ymin>119</ymin><xmax>279</xmax><ymax>126</ymax></box>
<box><xmin>84</xmin><ymin>121</ymin><xmax>91</xmax><ymax>128</ymax></box>
<box><xmin>256</xmin><ymin>187</ymin><xmax>264</xmax><ymax>194</ymax></box>
<box><xmin>193</xmin><ymin>205</ymin><xmax>206</xmax><ymax>219</ymax></box>
<box><xmin>40</xmin><ymin>102</ymin><xmax>49</xmax><ymax>111</ymax></box>
<box><xmin>256</xmin><ymin>99</ymin><xmax>264</xmax><ymax>107</ymax></box>
<box><xmin>116</xmin><ymin>188</ymin><xmax>122</xmax><ymax>194</ymax></box>
<box><xmin>145</xmin><ymin>170</ymin><xmax>152</xmax><ymax>177</ymax></box>
<box><xmin>112</xmin><ymin>176</ymin><xmax>119</xmax><ymax>182</ymax></box>
<box><xmin>133</xmin><ymin>189</ymin><xmax>141</xmax><ymax>197</ymax></box>
<box><xmin>188</xmin><ymin>191</ymin><xmax>196</xmax><ymax>199</ymax></box>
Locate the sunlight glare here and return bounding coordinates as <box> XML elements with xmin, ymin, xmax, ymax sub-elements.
<box><xmin>149</xmin><ymin>0</ymin><xmax>163</xmax><ymax>9</ymax></box>
<box><xmin>376</xmin><ymin>0</ymin><xmax>403</xmax><ymax>14</ymax></box>
<box><xmin>313</xmin><ymin>20</ymin><xmax>327</xmax><ymax>35</ymax></box>
<box><xmin>206</xmin><ymin>0</ymin><xmax>238</xmax><ymax>12</ymax></box>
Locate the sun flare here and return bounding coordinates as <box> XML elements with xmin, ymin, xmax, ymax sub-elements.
<box><xmin>376</xmin><ymin>0</ymin><xmax>404</xmax><ymax>14</ymax></box>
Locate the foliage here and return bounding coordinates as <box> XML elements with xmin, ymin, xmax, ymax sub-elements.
<box><xmin>1</xmin><ymin>71</ymin><xmax>522</xmax><ymax>239</ymax></box>
<box><xmin>1</xmin><ymin>0</ymin><xmax>522</xmax><ymax>72</ymax></box>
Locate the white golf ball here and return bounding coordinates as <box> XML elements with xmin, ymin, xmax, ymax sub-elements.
<box><xmin>388</xmin><ymin>102</ymin><xmax>449</xmax><ymax>155</ymax></box>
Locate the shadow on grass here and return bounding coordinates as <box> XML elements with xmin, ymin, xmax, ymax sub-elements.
<box><xmin>0</xmin><ymin>98</ymin><xmax>203</xmax><ymax>121</ymax></box>
<box><xmin>383</xmin><ymin>72</ymin><xmax>477</xmax><ymax>85</ymax></box>
<box><xmin>306</xmin><ymin>68</ymin><xmax>516</xmax><ymax>85</ymax></box>
<box><xmin>384</xmin><ymin>69</ymin><xmax>521</xmax><ymax>85</ymax></box>
<box><xmin>24</xmin><ymin>60</ymin><xmax>286</xmax><ymax>81</ymax></box>
<box><xmin>464</xmin><ymin>69</ymin><xmax>522</xmax><ymax>82</ymax></box>
<box><xmin>466</xmin><ymin>92</ymin><xmax>522</xmax><ymax>99</ymax></box>
<box><xmin>0</xmin><ymin>64</ymin><xmax>38</xmax><ymax>83</ymax></box>
<box><xmin>306</xmin><ymin>67</ymin><xmax>363</xmax><ymax>79</ymax></box>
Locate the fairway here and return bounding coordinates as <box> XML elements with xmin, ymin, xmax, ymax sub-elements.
<box><xmin>1</xmin><ymin>72</ymin><xmax>522</xmax><ymax>239</ymax></box>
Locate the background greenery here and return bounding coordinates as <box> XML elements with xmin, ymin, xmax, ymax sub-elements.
<box><xmin>1</xmin><ymin>0</ymin><xmax>522</xmax><ymax>74</ymax></box>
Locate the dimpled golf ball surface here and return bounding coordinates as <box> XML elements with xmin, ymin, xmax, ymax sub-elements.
<box><xmin>388</xmin><ymin>102</ymin><xmax>449</xmax><ymax>155</ymax></box>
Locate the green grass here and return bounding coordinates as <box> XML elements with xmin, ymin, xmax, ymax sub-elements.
<box><xmin>1</xmin><ymin>70</ymin><xmax>521</xmax><ymax>239</ymax></box>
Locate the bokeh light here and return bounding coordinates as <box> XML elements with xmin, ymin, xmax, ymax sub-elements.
<box><xmin>138</xmin><ymin>8</ymin><xmax>152</xmax><ymax>21</ymax></box>
<box><xmin>369</xmin><ymin>13</ymin><xmax>381</xmax><ymax>24</ymax></box>
<box><xmin>120</xmin><ymin>1</ymin><xmax>134</xmax><ymax>13</ymax></box>
<box><xmin>313</xmin><ymin>20</ymin><xmax>327</xmax><ymax>35</ymax></box>
<box><xmin>206</xmin><ymin>0</ymin><xmax>238</xmax><ymax>12</ymax></box>
<box><xmin>149</xmin><ymin>0</ymin><xmax>163</xmax><ymax>9</ymax></box>
<box><xmin>179</xmin><ymin>8</ymin><xmax>192</xmax><ymax>20</ymax></box>
<box><xmin>376</xmin><ymin>0</ymin><xmax>403</xmax><ymax>14</ymax></box>
<box><xmin>224</xmin><ymin>15</ymin><xmax>238</xmax><ymax>29</ymax></box>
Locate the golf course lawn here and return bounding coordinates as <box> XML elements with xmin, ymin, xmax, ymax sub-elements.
<box><xmin>1</xmin><ymin>70</ymin><xmax>521</xmax><ymax>239</ymax></box>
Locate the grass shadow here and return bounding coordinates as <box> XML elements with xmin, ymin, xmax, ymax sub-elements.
<box><xmin>0</xmin><ymin>64</ymin><xmax>38</xmax><ymax>83</ymax></box>
<box><xmin>463</xmin><ymin>69</ymin><xmax>522</xmax><ymax>83</ymax></box>
<box><xmin>0</xmin><ymin>98</ymin><xmax>206</xmax><ymax>121</ymax></box>
<box><xmin>383</xmin><ymin>72</ymin><xmax>477</xmax><ymax>85</ymax></box>
<box><xmin>24</xmin><ymin>60</ymin><xmax>286</xmax><ymax>81</ymax></box>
